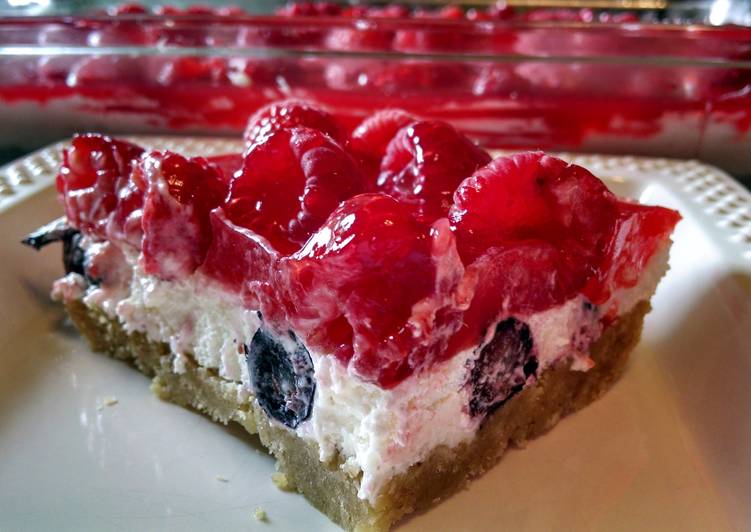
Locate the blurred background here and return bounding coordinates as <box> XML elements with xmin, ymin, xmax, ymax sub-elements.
<box><xmin>0</xmin><ymin>0</ymin><xmax>749</xmax><ymax>186</ymax></box>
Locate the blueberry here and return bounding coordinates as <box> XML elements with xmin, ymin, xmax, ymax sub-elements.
<box><xmin>22</xmin><ymin>217</ymin><xmax>88</xmax><ymax>277</ymax></box>
<box><xmin>467</xmin><ymin>317</ymin><xmax>538</xmax><ymax>418</ymax></box>
<box><xmin>245</xmin><ymin>328</ymin><xmax>315</xmax><ymax>429</ymax></box>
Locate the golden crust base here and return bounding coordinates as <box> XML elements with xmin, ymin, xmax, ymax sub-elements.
<box><xmin>65</xmin><ymin>299</ymin><xmax>650</xmax><ymax>531</ymax></box>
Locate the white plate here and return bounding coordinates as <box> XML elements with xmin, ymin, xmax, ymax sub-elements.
<box><xmin>1</xmin><ymin>138</ymin><xmax>750</xmax><ymax>531</ymax></box>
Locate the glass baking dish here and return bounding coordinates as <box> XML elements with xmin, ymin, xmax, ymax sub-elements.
<box><xmin>0</xmin><ymin>4</ymin><xmax>750</xmax><ymax>174</ymax></box>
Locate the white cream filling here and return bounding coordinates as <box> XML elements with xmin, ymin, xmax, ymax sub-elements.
<box><xmin>58</xmin><ymin>238</ymin><xmax>670</xmax><ymax>504</ymax></box>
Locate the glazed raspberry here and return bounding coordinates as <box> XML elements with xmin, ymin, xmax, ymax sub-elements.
<box><xmin>462</xmin><ymin>241</ymin><xmax>583</xmax><ymax>328</ymax></box>
<box><xmin>450</xmin><ymin>151</ymin><xmax>680</xmax><ymax>312</ymax></box>
<box><xmin>141</xmin><ymin>152</ymin><xmax>228</xmax><ymax>280</ymax></box>
<box><xmin>205</xmin><ymin>153</ymin><xmax>243</xmax><ymax>184</ymax></box>
<box><xmin>151</xmin><ymin>57</ymin><xmax>227</xmax><ymax>85</ymax></box>
<box><xmin>325</xmin><ymin>5</ymin><xmax>411</xmax><ymax>51</ymax></box>
<box><xmin>584</xmin><ymin>201</ymin><xmax>681</xmax><ymax>304</ymax></box>
<box><xmin>278</xmin><ymin>193</ymin><xmax>436</xmax><ymax>384</ymax></box>
<box><xmin>276</xmin><ymin>1</ymin><xmax>342</xmax><ymax>17</ymax></box>
<box><xmin>325</xmin><ymin>26</ymin><xmax>394</xmax><ymax>51</ymax></box>
<box><xmin>393</xmin><ymin>7</ymin><xmax>467</xmax><ymax>52</ymax></box>
<box><xmin>226</xmin><ymin>127</ymin><xmax>365</xmax><ymax>254</ymax></box>
<box><xmin>525</xmin><ymin>8</ymin><xmax>594</xmax><ymax>22</ymax></box>
<box><xmin>377</xmin><ymin>121</ymin><xmax>491</xmax><ymax>221</ymax></box>
<box><xmin>243</xmin><ymin>99</ymin><xmax>341</xmax><ymax>149</ymax></box>
<box><xmin>449</xmin><ymin>152</ymin><xmax>617</xmax><ymax>264</ymax></box>
<box><xmin>57</xmin><ymin>134</ymin><xmax>144</xmax><ymax>238</ymax></box>
<box><xmin>107</xmin><ymin>176</ymin><xmax>145</xmax><ymax>248</ymax></box>
<box><xmin>349</xmin><ymin>109</ymin><xmax>415</xmax><ymax>166</ymax></box>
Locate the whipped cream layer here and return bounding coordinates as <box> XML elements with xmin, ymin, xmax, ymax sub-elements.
<box><xmin>53</xmin><ymin>237</ymin><xmax>670</xmax><ymax>503</ymax></box>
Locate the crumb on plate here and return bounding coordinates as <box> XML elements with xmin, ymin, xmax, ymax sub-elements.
<box><xmin>96</xmin><ymin>396</ymin><xmax>118</xmax><ymax>410</ymax></box>
<box><xmin>253</xmin><ymin>507</ymin><xmax>268</xmax><ymax>522</ymax></box>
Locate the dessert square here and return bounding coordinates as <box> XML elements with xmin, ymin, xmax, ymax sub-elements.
<box><xmin>24</xmin><ymin>101</ymin><xmax>679</xmax><ymax>531</ymax></box>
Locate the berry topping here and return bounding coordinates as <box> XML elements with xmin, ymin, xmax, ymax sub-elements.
<box><xmin>226</xmin><ymin>127</ymin><xmax>366</xmax><ymax>254</ymax></box>
<box><xmin>243</xmin><ymin>99</ymin><xmax>341</xmax><ymax>150</ymax></box>
<box><xmin>280</xmin><ymin>194</ymin><xmax>433</xmax><ymax>370</ymax></box>
<box><xmin>377</xmin><ymin>121</ymin><xmax>491</xmax><ymax>220</ymax></box>
<box><xmin>201</xmin><ymin>207</ymin><xmax>280</xmax><ymax>306</ymax></box>
<box><xmin>246</xmin><ymin>327</ymin><xmax>316</xmax><ymax>429</ymax></box>
<box><xmin>57</xmin><ymin>134</ymin><xmax>144</xmax><ymax>238</ymax></box>
<box><xmin>467</xmin><ymin>317</ymin><xmax>538</xmax><ymax>418</ymax></box>
<box><xmin>449</xmin><ymin>152</ymin><xmax>617</xmax><ymax>263</ymax></box>
<box><xmin>140</xmin><ymin>152</ymin><xmax>228</xmax><ymax>280</ymax></box>
<box><xmin>458</xmin><ymin>241</ymin><xmax>583</xmax><ymax>342</ymax></box>
<box><xmin>348</xmin><ymin>109</ymin><xmax>415</xmax><ymax>180</ymax></box>
<box><xmin>45</xmin><ymin>102</ymin><xmax>681</xmax><ymax>391</ymax></box>
<box><xmin>205</xmin><ymin>153</ymin><xmax>243</xmax><ymax>184</ymax></box>
<box><xmin>584</xmin><ymin>201</ymin><xmax>681</xmax><ymax>304</ymax></box>
<box><xmin>278</xmin><ymin>194</ymin><xmax>468</xmax><ymax>387</ymax></box>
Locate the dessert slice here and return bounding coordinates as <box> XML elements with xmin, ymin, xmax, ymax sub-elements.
<box><xmin>24</xmin><ymin>102</ymin><xmax>680</xmax><ymax>531</ymax></box>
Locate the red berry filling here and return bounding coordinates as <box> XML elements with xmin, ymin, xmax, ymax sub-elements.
<box><xmin>243</xmin><ymin>99</ymin><xmax>342</xmax><ymax>150</ymax></box>
<box><xmin>140</xmin><ymin>152</ymin><xmax>228</xmax><ymax>280</ymax></box>
<box><xmin>348</xmin><ymin>108</ymin><xmax>415</xmax><ymax>180</ymax></box>
<box><xmin>57</xmin><ymin>134</ymin><xmax>144</xmax><ymax>238</ymax></box>
<box><xmin>377</xmin><ymin>121</ymin><xmax>492</xmax><ymax>221</ymax></box>
<box><xmin>225</xmin><ymin>127</ymin><xmax>365</xmax><ymax>254</ymax></box>
<box><xmin>277</xmin><ymin>194</ymin><xmax>469</xmax><ymax>386</ymax></box>
<box><xmin>449</xmin><ymin>152</ymin><xmax>617</xmax><ymax>264</ymax></box>
<box><xmin>58</xmin><ymin>103</ymin><xmax>680</xmax><ymax>389</ymax></box>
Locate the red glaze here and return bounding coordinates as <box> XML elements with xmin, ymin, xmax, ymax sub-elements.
<box><xmin>348</xmin><ymin>108</ymin><xmax>415</xmax><ymax>182</ymax></box>
<box><xmin>59</xmin><ymin>104</ymin><xmax>680</xmax><ymax>389</ymax></box>
<box><xmin>243</xmin><ymin>99</ymin><xmax>342</xmax><ymax>150</ymax></box>
<box><xmin>140</xmin><ymin>152</ymin><xmax>227</xmax><ymax>280</ymax></box>
<box><xmin>205</xmin><ymin>153</ymin><xmax>243</xmax><ymax>184</ymax></box>
<box><xmin>226</xmin><ymin>127</ymin><xmax>365</xmax><ymax>253</ymax></box>
<box><xmin>57</xmin><ymin>134</ymin><xmax>144</xmax><ymax>239</ymax></box>
<box><xmin>583</xmin><ymin>201</ymin><xmax>682</xmax><ymax>305</ymax></box>
<box><xmin>449</xmin><ymin>152</ymin><xmax>616</xmax><ymax>263</ymax></box>
<box><xmin>377</xmin><ymin>121</ymin><xmax>492</xmax><ymax>221</ymax></box>
<box><xmin>200</xmin><ymin>207</ymin><xmax>279</xmax><ymax>306</ymax></box>
<box><xmin>278</xmin><ymin>194</ymin><xmax>440</xmax><ymax>384</ymax></box>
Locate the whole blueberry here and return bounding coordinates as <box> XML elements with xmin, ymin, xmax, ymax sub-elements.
<box><xmin>246</xmin><ymin>328</ymin><xmax>315</xmax><ymax>429</ymax></box>
<box><xmin>22</xmin><ymin>217</ymin><xmax>87</xmax><ymax>277</ymax></box>
<box><xmin>467</xmin><ymin>317</ymin><xmax>538</xmax><ymax>418</ymax></box>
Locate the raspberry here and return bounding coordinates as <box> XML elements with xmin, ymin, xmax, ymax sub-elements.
<box><xmin>449</xmin><ymin>152</ymin><xmax>617</xmax><ymax>264</ymax></box>
<box><xmin>276</xmin><ymin>2</ymin><xmax>342</xmax><ymax>17</ymax></box>
<box><xmin>525</xmin><ymin>8</ymin><xmax>594</xmax><ymax>22</ymax></box>
<box><xmin>278</xmin><ymin>194</ymin><xmax>469</xmax><ymax>387</ymax></box>
<box><xmin>325</xmin><ymin>5</ymin><xmax>410</xmax><ymax>51</ymax></box>
<box><xmin>57</xmin><ymin>134</ymin><xmax>144</xmax><ymax>238</ymax></box>
<box><xmin>243</xmin><ymin>99</ymin><xmax>342</xmax><ymax>149</ymax></box>
<box><xmin>140</xmin><ymin>151</ymin><xmax>228</xmax><ymax>280</ymax></box>
<box><xmin>462</xmin><ymin>241</ymin><xmax>584</xmax><ymax>325</ymax></box>
<box><xmin>348</xmin><ymin>109</ymin><xmax>415</xmax><ymax>169</ymax></box>
<box><xmin>473</xmin><ymin>65</ymin><xmax>526</xmax><ymax>96</ymax></box>
<box><xmin>377</xmin><ymin>121</ymin><xmax>491</xmax><ymax>221</ymax></box>
<box><xmin>584</xmin><ymin>201</ymin><xmax>681</xmax><ymax>304</ymax></box>
<box><xmin>279</xmin><ymin>194</ymin><xmax>434</xmax><ymax>380</ymax></box>
<box><xmin>325</xmin><ymin>27</ymin><xmax>392</xmax><ymax>51</ymax></box>
<box><xmin>226</xmin><ymin>127</ymin><xmax>365</xmax><ymax>254</ymax></box>
<box><xmin>201</xmin><ymin>212</ymin><xmax>276</xmax><ymax>305</ymax></box>
<box><xmin>205</xmin><ymin>153</ymin><xmax>243</xmax><ymax>184</ymax></box>
<box><xmin>449</xmin><ymin>151</ymin><xmax>680</xmax><ymax>315</ymax></box>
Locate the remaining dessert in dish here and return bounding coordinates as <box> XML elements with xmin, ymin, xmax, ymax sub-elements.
<box><xmin>3</xmin><ymin>2</ymin><xmax>751</xmax><ymax>173</ymax></box>
<box><xmin>24</xmin><ymin>100</ymin><xmax>680</xmax><ymax>531</ymax></box>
